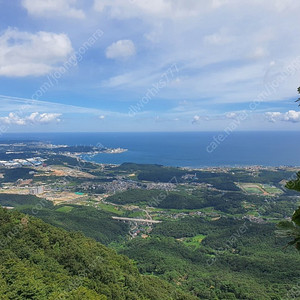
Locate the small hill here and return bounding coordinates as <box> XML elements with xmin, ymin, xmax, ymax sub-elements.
<box><xmin>0</xmin><ymin>207</ymin><xmax>196</xmax><ymax>300</ymax></box>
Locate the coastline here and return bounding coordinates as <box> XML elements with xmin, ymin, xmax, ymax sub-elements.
<box><xmin>78</xmin><ymin>154</ymin><xmax>300</xmax><ymax>171</ymax></box>
<box><xmin>1</xmin><ymin>131</ymin><xmax>300</xmax><ymax>168</ymax></box>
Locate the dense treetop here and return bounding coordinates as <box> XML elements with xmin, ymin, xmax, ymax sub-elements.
<box><xmin>0</xmin><ymin>207</ymin><xmax>196</xmax><ymax>300</ymax></box>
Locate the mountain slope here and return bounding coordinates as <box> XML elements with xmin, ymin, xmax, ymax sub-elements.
<box><xmin>0</xmin><ymin>207</ymin><xmax>196</xmax><ymax>300</ymax></box>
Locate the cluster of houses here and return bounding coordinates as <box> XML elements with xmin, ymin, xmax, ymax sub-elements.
<box><xmin>79</xmin><ymin>179</ymin><xmax>176</xmax><ymax>194</ymax></box>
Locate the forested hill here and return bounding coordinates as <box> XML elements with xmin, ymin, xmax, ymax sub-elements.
<box><xmin>0</xmin><ymin>207</ymin><xmax>196</xmax><ymax>300</ymax></box>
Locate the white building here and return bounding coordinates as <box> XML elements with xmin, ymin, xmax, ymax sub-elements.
<box><xmin>29</xmin><ymin>186</ymin><xmax>44</xmax><ymax>195</ymax></box>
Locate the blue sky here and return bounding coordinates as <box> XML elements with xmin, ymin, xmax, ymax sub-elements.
<box><xmin>0</xmin><ymin>0</ymin><xmax>300</xmax><ymax>132</ymax></box>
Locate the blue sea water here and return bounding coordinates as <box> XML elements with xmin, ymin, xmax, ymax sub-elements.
<box><xmin>1</xmin><ymin>131</ymin><xmax>300</xmax><ymax>168</ymax></box>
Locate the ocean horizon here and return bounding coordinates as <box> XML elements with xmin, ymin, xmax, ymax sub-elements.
<box><xmin>1</xmin><ymin>131</ymin><xmax>300</xmax><ymax>168</ymax></box>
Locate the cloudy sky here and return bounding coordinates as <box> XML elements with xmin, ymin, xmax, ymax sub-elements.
<box><xmin>0</xmin><ymin>0</ymin><xmax>300</xmax><ymax>132</ymax></box>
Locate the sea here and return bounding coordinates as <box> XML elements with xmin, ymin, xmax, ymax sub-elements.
<box><xmin>1</xmin><ymin>131</ymin><xmax>300</xmax><ymax>168</ymax></box>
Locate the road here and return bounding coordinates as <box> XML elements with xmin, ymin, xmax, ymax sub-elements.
<box><xmin>112</xmin><ymin>216</ymin><xmax>162</xmax><ymax>223</ymax></box>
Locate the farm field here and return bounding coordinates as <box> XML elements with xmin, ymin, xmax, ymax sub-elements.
<box><xmin>237</xmin><ymin>182</ymin><xmax>283</xmax><ymax>195</ymax></box>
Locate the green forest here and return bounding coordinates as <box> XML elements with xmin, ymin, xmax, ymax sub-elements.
<box><xmin>1</xmin><ymin>3</ymin><xmax>300</xmax><ymax>299</ymax></box>
<box><xmin>0</xmin><ymin>207</ymin><xmax>195</xmax><ymax>300</ymax></box>
<box><xmin>0</xmin><ymin>159</ymin><xmax>300</xmax><ymax>299</ymax></box>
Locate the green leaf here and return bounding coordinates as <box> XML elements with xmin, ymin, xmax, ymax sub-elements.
<box><xmin>292</xmin><ymin>207</ymin><xmax>300</xmax><ymax>226</ymax></box>
<box><xmin>277</xmin><ymin>221</ymin><xmax>295</xmax><ymax>230</ymax></box>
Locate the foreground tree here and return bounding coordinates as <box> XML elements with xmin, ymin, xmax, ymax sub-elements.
<box><xmin>276</xmin><ymin>207</ymin><xmax>300</xmax><ymax>250</ymax></box>
<box><xmin>277</xmin><ymin>87</ymin><xmax>300</xmax><ymax>251</ymax></box>
<box><xmin>297</xmin><ymin>86</ymin><xmax>300</xmax><ymax>105</ymax></box>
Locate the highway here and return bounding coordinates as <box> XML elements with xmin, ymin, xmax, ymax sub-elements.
<box><xmin>112</xmin><ymin>216</ymin><xmax>162</xmax><ymax>223</ymax></box>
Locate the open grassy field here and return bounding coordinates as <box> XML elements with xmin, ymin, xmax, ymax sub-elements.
<box><xmin>237</xmin><ymin>182</ymin><xmax>283</xmax><ymax>195</ymax></box>
<box><xmin>262</xmin><ymin>184</ymin><xmax>283</xmax><ymax>194</ymax></box>
<box><xmin>182</xmin><ymin>234</ymin><xmax>206</xmax><ymax>249</ymax></box>
<box><xmin>243</xmin><ymin>186</ymin><xmax>264</xmax><ymax>194</ymax></box>
<box><xmin>56</xmin><ymin>206</ymin><xmax>74</xmax><ymax>213</ymax></box>
<box><xmin>97</xmin><ymin>202</ymin><xmax>124</xmax><ymax>215</ymax></box>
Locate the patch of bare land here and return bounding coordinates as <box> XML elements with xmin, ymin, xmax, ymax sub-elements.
<box><xmin>36</xmin><ymin>191</ymin><xmax>88</xmax><ymax>205</ymax></box>
<box><xmin>0</xmin><ymin>187</ymin><xmax>30</xmax><ymax>195</ymax></box>
<box><xmin>34</xmin><ymin>165</ymin><xmax>96</xmax><ymax>179</ymax></box>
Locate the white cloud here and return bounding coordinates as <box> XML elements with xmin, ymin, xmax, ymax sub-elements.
<box><xmin>265</xmin><ymin>112</ymin><xmax>281</xmax><ymax>122</ymax></box>
<box><xmin>265</xmin><ymin>110</ymin><xmax>300</xmax><ymax>123</ymax></box>
<box><xmin>192</xmin><ymin>115</ymin><xmax>201</xmax><ymax>124</ymax></box>
<box><xmin>99</xmin><ymin>115</ymin><xmax>105</xmax><ymax>119</ymax></box>
<box><xmin>0</xmin><ymin>28</ymin><xmax>73</xmax><ymax>77</ymax></box>
<box><xmin>0</xmin><ymin>112</ymin><xmax>61</xmax><ymax>126</ymax></box>
<box><xmin>101</xmin><ymin>73</ymin><xmax>135</xmax><ymax>87</ymax></box>
<box><xmin>225</xmin><ymin>112</ymin><xmax>238</xmax><ymax>119</ymax></box>
<box><xmin>144</xmin><ymin>23</ymin><xmax>163</xmax><ymax>43</ymax></box>
<box><xmin>94</xmin><ymin>0</ymin><xmax>221</xmax><ymax>20</ymax></box>
<box><xmin>203</xmin><ymin>32</ymin><xmax>234</xmax><ymax>45</ymax></box>
<box><xmin>250</xmin><ymin>47</ymin><xmax>268</xmax><ymax>59</ymax></box>
<box><xmin>283</xmin><ymin>110</ymin><xmax>300</xmax><ymax>122</ymax></box>
<box><xmin>105</xmin><ymin>40</ymin><xmax>136</xmax><ymax>59</ymax></box>
<box><xmin>0</xmin><ymin>95</ymin><xmax>127</xmax><ymax>118</ymax></box>
<box><xmin>94</xmin><ymin>0</ymin><xmax>300</xmax><ymax>105</ymax></box>
<box><xmin>22</xmin><ymin>0</ymin><xmax>85</xmax><ymax>19</ymax></box>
